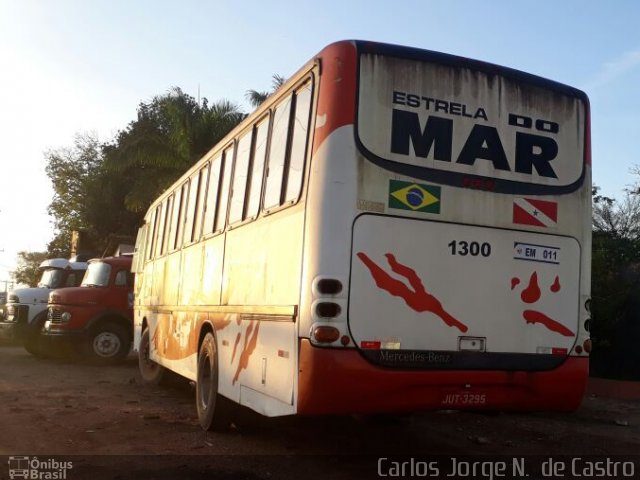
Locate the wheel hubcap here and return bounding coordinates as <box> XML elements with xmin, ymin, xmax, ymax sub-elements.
<box><xmin>93</xmin><ymin>332</ymin><xmax>121</xmax><ymax>357</ymax></box>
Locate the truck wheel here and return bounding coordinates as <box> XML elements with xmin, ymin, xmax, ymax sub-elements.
<box><xmin>196</xmin><ymin>332</ymin><xmax>233</xmax><ymax>431</ymax></box>
<box><xmin>23</xmin><ymin>331</ymin><xmax>49</xmax><ymax>358</ymax></box>
<box><xmin>22</xmin><ymin>314</ymin><xmax>50</xmax><ymax>358</ymax></box>
<box><xmin>85</xmin><ymin>322</ymin><xmax>131</xmax><ymax>365</ymax></box>
<box><xmin>138</xmin><ymin>327</ymin><xmax>165</xmax><ymax>385</ymax></box>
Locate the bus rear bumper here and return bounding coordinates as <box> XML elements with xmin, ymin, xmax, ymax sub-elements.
<box><xmin>297</xmin><ymin>339</ymin><xmax>588</xmax><ymax>415</ymax></box>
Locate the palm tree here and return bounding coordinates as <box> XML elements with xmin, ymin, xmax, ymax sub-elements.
<box><xmin>245</xmin><ymin>74</ymin><xmax>286</xmax><ymax>108</ymax></box>
<box><xmin>103</xmin><ymin>87</ymin><xmax>244</xmax><ymax>212</ymax></box>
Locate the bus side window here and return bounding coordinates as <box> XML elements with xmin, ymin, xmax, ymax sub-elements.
<box><xmin>284</xmin><ymin>80</ymin><xmax>312</xmax><ymax>203</ymax></box>
<box><xmin>202</xmin><ymin>156</ymin><xmax>221</xmax><ymax>235</ymax></box>
<box><xmin>246</xmin><ymin>115</ymin><xmax>269</xmax><ymax>219</ymax></box>
<box><xmin>170</xmin><ymin>187</ymin><xmax>183</xmax><ymax>251</ymax></box>
<box><xmin>146</xmin><ymin>207</ymin><xmax>159</xmax><ymax>261</ymax></box>
<box><xmin>229</xmin><ymin>130</ymin><xmax>253</xmax><ymax>224</ymax></box>
<box><xmin>160</xmin><ymin>194</ymin><xmax>174</xmax><ymax>255</ymax></box>
<box><xmin>214</xmin><ymin>145</ymin><xmax>235</xmax><ymax>232</ymax></box>
<box><xmin>192</xmin><ymin>164</ymin><xmax>209</xmax><ymax>241</ymax></box>
<box><xmin>183</xmin><ymin>170</ymin><xmax>202</xmax><ymax>245</ymax></box>
<box><xmin>174</xmin><ymin>181</ymin><xmax>189</xmax><ymax>249</ymax></box>
<box><xmin>154</xmin><ymin>201</ymin><xmax>166</xmax><ymax>258</ymax></box>
<box><xmin>263</xmin><ymin>95</ymin><xmax>293</xmax><ymax>210</ymax></box>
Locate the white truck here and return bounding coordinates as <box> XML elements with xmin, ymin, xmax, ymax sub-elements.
<box><xmin>0</xmin><ymin>258</ymin><xmax>87</xmax><ymax>356</ymax></box>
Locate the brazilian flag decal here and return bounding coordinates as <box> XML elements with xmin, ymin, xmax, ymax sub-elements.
<box><xmin>389</xmin><ymin>180</ymin><xmax>441</xmax><ymax>213</ymax></box>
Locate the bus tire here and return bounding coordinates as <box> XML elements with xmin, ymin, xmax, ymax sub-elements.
<box><xmin>138</xmin><ymin>327</ymin><xmax>165</xmax><ymax>385</ymax></box>
<box><xmin>85</xmin><ymin>322</ymin><xmax>131</xmax><ymax>365</ymax></box>
<box><xmin>196</xmin><ymin>332</ymin><xmax>233</xmax><ymax>432</ymax></box>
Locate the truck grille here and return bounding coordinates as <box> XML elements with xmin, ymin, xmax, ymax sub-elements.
<box><xmin>5</xmin><ymin>305</ymin><xmax>28</xmax><ymax>323</ymax></box>
<box><xmin>48</xmin><ymin>308</ymin><xmax>63</xmax><ymax>324</ymax></box>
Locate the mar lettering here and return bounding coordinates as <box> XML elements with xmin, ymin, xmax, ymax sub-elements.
<box><xmin>390</xmin><ymin>109</ymin><xmax>559</xmax><ymax>178</ymax></box>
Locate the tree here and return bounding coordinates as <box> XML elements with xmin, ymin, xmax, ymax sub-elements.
<box><xmin>46</xmin><ymin>133</ymin><xmax>101</xmax><ymax>233</ymax></box>
<box><xmin>45</xmin><ymin>133</ymin><xmax>103</xmax><ymax>256</ymax></box>
<box><xmin>103</xmin><ymin>88</ymin><xmax>244</xmax><ymax>213</ymax></box>
<box><xmin>41</xmin><ymin>87</ymin><xmax>244</xmax><ymax>264</ymax></box>
<box><xmin>45</xmin><ymin>132</ymin><xmax>141</xmax><ymax>256</ymax></box>
<box><xmin>592</xmin><ymin>186</ymin><xmax>640</xmax><ymax>240</ymax></box>
<box><xmin>245</xmin><ymin>74</ymin><xmax>286</xmax><ymax>108</ymax></box>
<box><xmin>590</xmin><ymin>185</ymin><xmax>640</xmax><ymax>378</ymax></box>
<box><xmin>12</xmin><ymin>251</ymin><xmax>48</xmax><ymax>287</ymax></box>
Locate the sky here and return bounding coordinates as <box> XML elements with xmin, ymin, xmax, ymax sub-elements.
<box><xmin>0</xmin><ymin>0</ymin><xmax>639</xmax><ymax>286</ymax></box>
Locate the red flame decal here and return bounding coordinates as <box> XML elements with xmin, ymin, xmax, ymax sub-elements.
<box><xmin>523</xmin><ymin>310</ymin><xmax>574</xmax><ymax>337</ymax></box>
<box><xmin>521</xmin><ymin>272</ymin><xmax>541</xmax><ymax>303</ymax></box>
<box><xmin>357</xmin><ymin>252</ymin><xmax>468</xmax><ymax>333</ymax></box>
<box><xmin>512</xmin><ymin>272</ymin><xmax>574</xmax><ymax>337</ymax></box>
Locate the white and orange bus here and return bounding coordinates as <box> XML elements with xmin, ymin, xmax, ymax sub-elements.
<box><xmin>132</xmin><ymin>40</ymin><xmax>591</xmax><ymax>430</ymax></box>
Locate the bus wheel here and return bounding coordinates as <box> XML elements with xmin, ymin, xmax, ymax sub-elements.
<box><xmin>138</xmin><ymin>327</ymin><xmax>165</xmax><ymax>385</ymax></box>
<box><xmin>196</xmin><ymin>332</ymin><xmax>233</xmax><ymax>431</ymax></box>
<box><xmin>85</xmin><ymin>322</ymin><xmax>130</xmax><ymax>365</ymax></box>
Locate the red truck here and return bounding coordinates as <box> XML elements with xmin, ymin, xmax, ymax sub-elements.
<box><xmin>43</xmin><ymin>255</ymin><xmax>134</xmax><ymax>364</ymax></box>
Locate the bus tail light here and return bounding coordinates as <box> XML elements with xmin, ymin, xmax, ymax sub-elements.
<box><xmin>316</xmin><ymin>302</ymin><xmax>341</xmax><ymax>318</ymax></box>
<box><xmin>583</xmin><ymin>339</ymin><xmax>592</xmax><ymax>354</ymax></box>
<box><xmin>313</xmin><ymin>326</ymin><xmax>340</xmax><ymax>343</ymax></box>
<box><xmin>317</xmin><ymin>279</ymin><xmax>342</xmax><ymax>295</ymax></box>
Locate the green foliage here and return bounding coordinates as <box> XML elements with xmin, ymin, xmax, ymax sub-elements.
<box><xmin>245</xmin><ymin>74</ymin><xmax>286</xmax><ymax>108</ymax></box>
<box><xmin>590</xmin><ymin>185</ymin><xmax>640</xmax><ymax>378</ymax></box>
<box><xmin>44</xmin><ymin>133</ymin><xmax>140</xmax><ymax>256</ymax></box>
<box><xmin>103</xmin><ymin>87</ymin><xmax>244</xmax><ymax>213</ymax></box>
<box><xmin>591</xmin><ymin>233</ymin><xmax>637</xmax><ymax>345</ymax></box>
<box><xmin>592</xmin><ymin>186</ymin><xmax>640</xmax><ymax>239</ymax></box>
<box><xmin>40</xmin><ymin>87</ymin><xmax>244</xmax><ymax>261</ymax></box>
<box><xmin>45</xmin><ymin>133</ymin><xmax>101</xmax><ymax>234</ymax></box>
<box><xmin>12</xmin><ymin>251</ymin><xmax>48</xmax><ymax>287</ymax></box>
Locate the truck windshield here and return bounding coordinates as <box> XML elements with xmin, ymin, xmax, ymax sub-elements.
<box><xmin>82</xmin><ymin>262</ymin><xmax>112</xmax><ymax>287</ymax></box>
<box><xmin>37</xmin><ymin>269</ymin><xmax>65</xmax><ymax>288</ymax></box>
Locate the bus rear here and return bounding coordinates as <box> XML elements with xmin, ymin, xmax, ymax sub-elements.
<box><xmin>298</xmin><ymin>41</ymin><xmax>590</xmax><ymax>414</ymax></box>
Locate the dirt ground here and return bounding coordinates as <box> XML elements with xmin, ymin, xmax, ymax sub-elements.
<box><xmin>1</xmin><ymin>344</ymin><xmax>639</xmax><ymax>479</ymax></box>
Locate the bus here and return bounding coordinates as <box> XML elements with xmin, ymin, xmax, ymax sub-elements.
<box><xmin>132</xmin><ymin>40</ymin><xmax>591</xmax><ymax>431</ymax></box>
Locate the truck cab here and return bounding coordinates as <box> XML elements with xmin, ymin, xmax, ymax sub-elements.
<box><xmin>44</xmin><ymin>255</ymin><xmax>134</xmax><ymax>364</ymax></box>
<box><xmin>0</xmin><ymin>258</ymin><xmax>87</xmax><ymax>356</ymax></box>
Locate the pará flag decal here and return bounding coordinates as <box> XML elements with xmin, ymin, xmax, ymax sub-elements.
<box><xmin>513</xmin><ymin>198</ymin><xmax>558</xmax><ymax>227</ymax></box>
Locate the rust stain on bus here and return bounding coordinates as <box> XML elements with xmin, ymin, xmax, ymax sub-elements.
<box><xmin>232</xmin><ymin>320</ymin><xmax>261</xmax><ymax>385</ymax></box>
<box><xmin>231</xmin><ymin>332</ymin><xmax>242</xmax><ymax>363</ymax></box>
<box><xmin>152</xmin><ymin>315</ymin><xmax>188</xmax><ymax>360</ymax></box>
<box><xmin>212</xmin><ymin>317</ymin><xmax>232</xmax><ymax>332</ymax></box>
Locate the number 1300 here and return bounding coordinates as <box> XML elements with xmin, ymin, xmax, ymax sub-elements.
<box><xmin>448</xmin><ymin>240</ymin><xmax>491</xmax><ymax>257</ymax></box>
